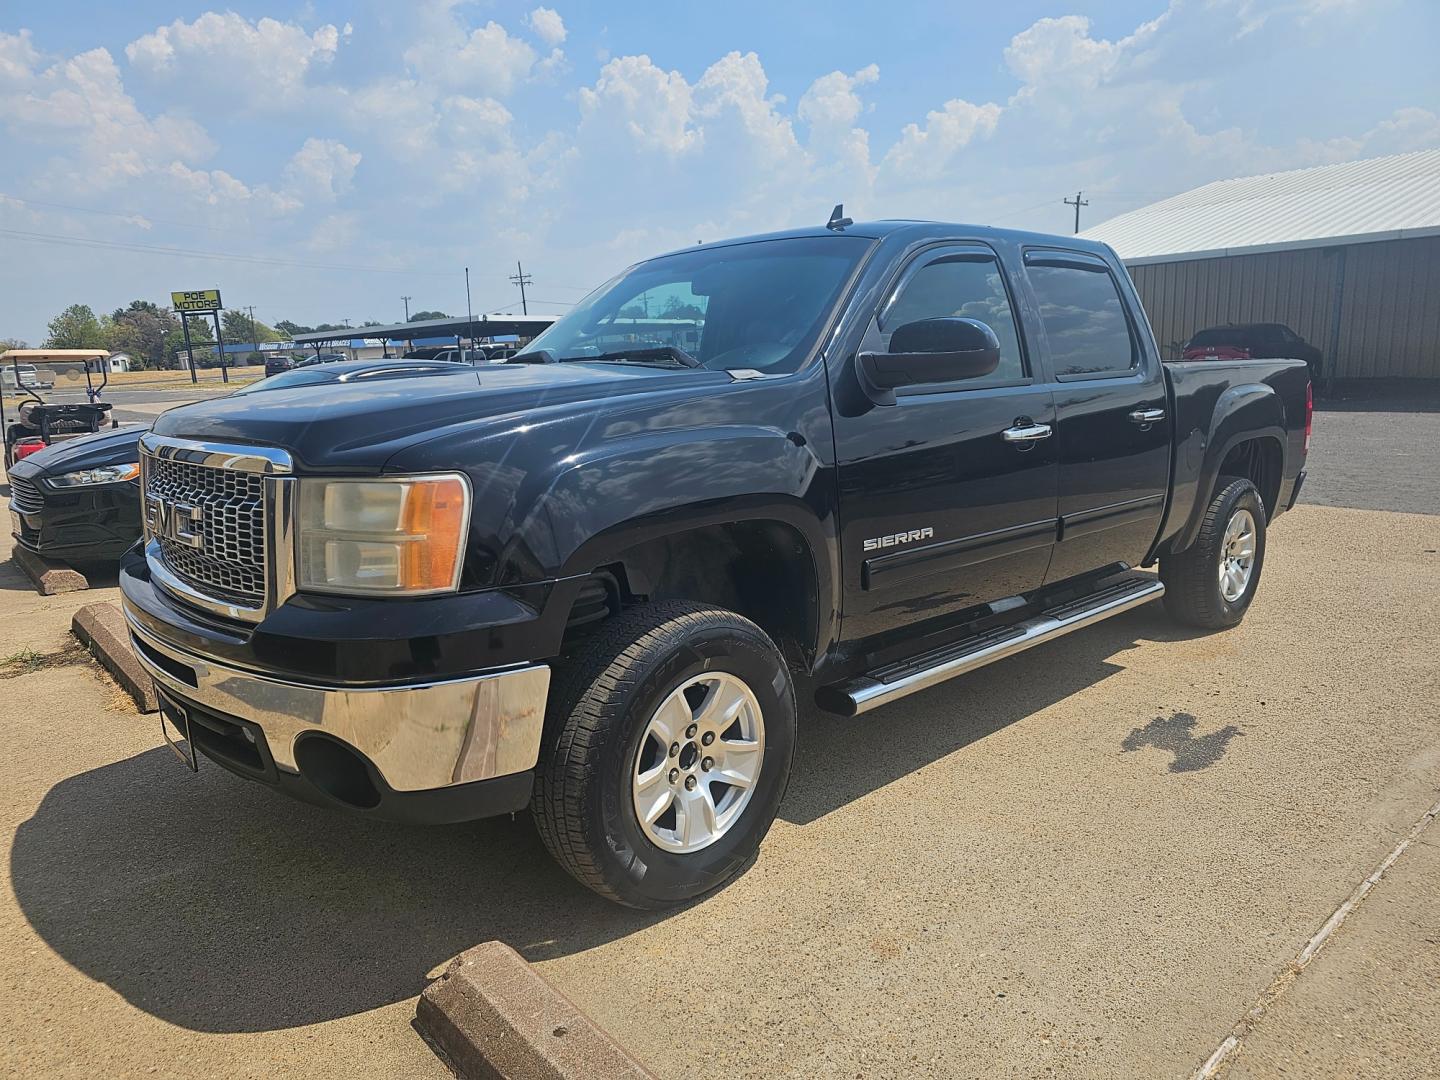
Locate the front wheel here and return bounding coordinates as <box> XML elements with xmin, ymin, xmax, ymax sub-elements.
<box><xmin>532</xmin><ymin>601</ymin><xmax>796</xmax><ymax>908</ymax></box>
<box><xmin>1160</xmin><ymin>476</ymin><xmax>1267</xmax><ymax>629</ymax></box>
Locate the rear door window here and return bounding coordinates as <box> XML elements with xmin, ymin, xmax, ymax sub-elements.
<box><xmin>1025</xmin><ymin>253</ymin><xmax>1137</xmax><ymax>378</ymax></box>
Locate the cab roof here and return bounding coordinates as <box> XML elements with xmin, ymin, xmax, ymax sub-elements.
<box><xmin>649</xmin><ymin>219</ymin><xmax>1118</xmax><ymax>264</ymax></box>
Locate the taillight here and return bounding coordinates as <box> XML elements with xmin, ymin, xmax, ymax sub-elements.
<box><xmin>1304</xmin><ymin>381</ymin><xmax>1313</xmax><ymax>453</ymax></box>
<box><xmin>14</xmin><ymin>438</ymin><xmax>46</xmax><ymax>461</ymax></box>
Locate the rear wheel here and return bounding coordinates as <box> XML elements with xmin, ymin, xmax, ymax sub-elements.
<box><xmin>532</xmin><ymin>601</ymin><xmax>796</xmax><ymax>908</ymax></box>
<box><xmin>1160</xmin><ymin>476</ymin><xmax>1267</xmax><ymax>629</ymax></box>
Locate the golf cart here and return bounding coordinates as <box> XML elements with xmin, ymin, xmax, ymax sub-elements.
<box><xmin>2</xmin><ymin>350</ymin><xmax>117</xmax><ymax>468</ymax></box>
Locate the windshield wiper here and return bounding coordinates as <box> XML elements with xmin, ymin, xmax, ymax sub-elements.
<box><xmin>559</xmin><ymin>346</ymin><xmax>703</xmax><ymax>369</ymax></box>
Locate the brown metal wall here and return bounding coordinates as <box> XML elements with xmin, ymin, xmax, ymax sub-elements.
<box><xmin>1127</xmin><ymin>235</ymin><xmax>1440</xmax><ymax>379</ymax></box>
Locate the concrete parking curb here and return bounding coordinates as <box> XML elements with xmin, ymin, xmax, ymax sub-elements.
<box><xmin>415</xmin><ymin>941</ymin><xmax>656</xmax><ymax>1080</ymax></box>
<box><xmin>13</xmin><ymin>546</ymin><xmax>88</xmax><ymax>595</ymax></box>
<box><xmin>71</xmin><ymin>601</ymin><xmax>157</xmax><ymax>713</ymax></box>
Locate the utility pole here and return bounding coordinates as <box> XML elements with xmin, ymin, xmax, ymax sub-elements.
<box><xmin>1064</xmin><ymin>190</ymin><xmax>1089</xmax><ymax>235</ymax></box>
<box><xmin>509</xmin><ymin>261</ymin><xmax>532</xmax><ymax>315</ymax></box>
<box><xmin>246</xmin><ymin>305</ymin><xmax>258</xmax><ymax>352</ymax></box>
<box><xmin>401</xmin><ymin>295</ymin><xmax>412</xmax><ymax>321</ymax></box>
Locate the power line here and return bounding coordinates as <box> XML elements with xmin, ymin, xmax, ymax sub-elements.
<box><xmin>1</xmin><ymin>191</ymin><xmax>249</xmax><ymax>235</ymax></box>
<box><xmin>986</xmin><ymin>197</ymin><xmax>1067</xmax><ymax>224</ymax></box>
<box><xmin>1063</xmin><ymin>190</ymin><xmax>1090</xmax><ymax>234</ymax></box>
<box><xmin>0</xmin><ymin>226</ymin><xmax>455</xmax><ymax>277</ymax></box>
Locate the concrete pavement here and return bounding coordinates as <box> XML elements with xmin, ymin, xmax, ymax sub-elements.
<box><xmin>0</xmin><ymin>499</ymin><xmax>1436</xmax><ymax>1076</ymax></box>
<box><xmin>1227</xmin><ymin>829</ymin><xmax>1440</xmax><ymax>1079</ymax></box>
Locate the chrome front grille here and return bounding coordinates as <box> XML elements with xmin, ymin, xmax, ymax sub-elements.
<box><xmin>147</xmin><ymin>456</ymin><xmax>267</xmax><ymax>602</ymax></box>
<box><xmin>9</xmin><ymin>476</ymin><xmax>45</xmax><ymax>514</ymax></box>
<box><xmin>140</xmin><ymin>435</ymin><xmax>294</xmax><ymax>621</ymax></box>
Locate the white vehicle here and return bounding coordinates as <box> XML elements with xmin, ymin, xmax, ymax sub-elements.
<box><xmin>1</xmin><ymin>364</ymin><xmax>56</xmax><ymax>390</ymax></box>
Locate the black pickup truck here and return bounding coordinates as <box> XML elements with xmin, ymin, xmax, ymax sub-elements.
<box><xmin>121</xmin><ymin>220</ymin><xmax>1310</xmax><ymax>907</ymax></box>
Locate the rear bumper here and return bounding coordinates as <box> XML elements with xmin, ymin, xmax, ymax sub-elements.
<box><xmin>124</xmin><ymin>608</ymin><xmax>550</xmax><ymax>822</ymax></box>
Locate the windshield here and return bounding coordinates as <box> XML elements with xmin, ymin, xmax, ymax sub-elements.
<box><xmin>523</xmin><ymin>235</ymin><xmax>871</xmax><ymax>373</ymax></box>
<box><xmin>233</xmin><ymin>367</ymin><xmax>346</xmax><ymax>394</ymax></box>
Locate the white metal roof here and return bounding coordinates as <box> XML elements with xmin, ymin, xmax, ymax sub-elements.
<box><xmin>1082</xmin><ymin>149</ymin><xmax>1440</xmax><ymax>265</ymax></box>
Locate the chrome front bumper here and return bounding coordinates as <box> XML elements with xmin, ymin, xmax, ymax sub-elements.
<box><xmin>124</xmin><ymin>612</ymin><xmax>550</xmax><ymax>792</ymax></box>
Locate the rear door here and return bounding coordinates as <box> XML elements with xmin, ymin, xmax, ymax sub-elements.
<box><xmin>834</xmin><ymin>243</ymin><xmax>1059</xmax><ymax>645</ymax></box>
<box><xmin>1021</xmin><ymin>249</ymin><xmax>1171</xmax><ymax>585</ymax></box>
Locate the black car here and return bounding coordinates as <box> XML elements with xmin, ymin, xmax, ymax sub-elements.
<box><xmin>1183</xmin><ymin>322</ymin><xmax>1323</xmax><ymax>379</ymax></box>
<box><xmin>8</xmin><ymin>425</ymin><xmax>145</xmax><ymax>564</ymax></box>
<box><xmin>295</xmin><ymin>352</ymin><xmax>350</xmax><ymax>367</ymax></box>
<box><xmin>8</xmin><ymin>360</ymin><xmax>462</xmax><ymax>566</ymax></box>
<box><xmin>264</xmin><ymin>354</ymin><xmax>296</xmax><ymax>377</ymax></box>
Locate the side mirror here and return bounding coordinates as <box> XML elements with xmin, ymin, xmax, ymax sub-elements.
<box><xmin>858</xmin><ymin>317</ymin><xmax>1001</xmax><ymax>393</ymax></box>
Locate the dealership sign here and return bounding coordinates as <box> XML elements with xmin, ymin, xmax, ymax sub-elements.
<box><xmin>171</xmin><ymin>289</ymin><xmax>223</xmax><ymax>313</ymax></box>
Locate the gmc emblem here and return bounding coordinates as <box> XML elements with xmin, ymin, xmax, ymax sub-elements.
<box><xmin>147</xmin><ymin>495</ymin><xmax>205</xmax><ymax>550</ymax></box>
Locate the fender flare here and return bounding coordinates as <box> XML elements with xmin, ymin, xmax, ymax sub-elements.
<box><xmin>1170</xmin><ymin>382</ymin><xmax>1288</xmax><ymax>554</ymax></box>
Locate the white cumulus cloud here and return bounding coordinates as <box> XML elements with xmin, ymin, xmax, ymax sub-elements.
<box><xmin>882</xmin><ymin>98</ymin><xmax>1002</xmax><ymax>182</ymax></box>
<box><xmin>403</xmin><ymin>11</ymin><xmax>538</xmax><ymax>97</ymax></box>
<box><xmin>125</xmin><ymin>13</ymin><xmax>345</xmax><ymax>109</ymax></box>
<box><xmin>282</xmin><ymin>138</ymin><xmax>361</xmax><ymax>201</ymax></box>
<box><xmin>528</xmin><ymin>7</ymin><xmax>567</xmax><ymax>47</ymax></box>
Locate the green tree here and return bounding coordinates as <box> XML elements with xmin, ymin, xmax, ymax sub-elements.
<box><xmin>274</xmin><ymin>320</ymin><xmax>311</xmax><ymax>338</ymax></box>
<box><xmin>661</xmin><ymin>296</ymin><xmax>705</xmax><ymax>321</ymax></box>
<box><xmin>106</xmin><ymin>301</ymin><xmax>183</xmax><ymax>370</ymax></box>
<box><xmin>409</xmin><ymin>310</ymin><xmax>449</xmax><ymax>321</ymax></box>
<box><xmin>44</xmin><ymin>304</ymin><xmax>108</xmax><ymax>349</ymax></box>
<box><xmin>222</xmin><ymin>309</ymin><xmax>282</xmax><ymax>346</ymax></box>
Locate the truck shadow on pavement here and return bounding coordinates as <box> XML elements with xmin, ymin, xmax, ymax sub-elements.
<box><xmin>12</xmin><ymin>607</ymin><xmax>1199</xmax><ymax>1033</ymax></box>
<box><xmin>779</xmin><ymin>606</ymin><xmax>1202</xmax><ymax>824</ymax></box>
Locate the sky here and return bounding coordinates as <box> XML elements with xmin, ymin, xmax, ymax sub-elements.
<box><xmin>2</xmin><ymin>0</ymin><xmax>1437</xmax><ymax>344</ymax></box>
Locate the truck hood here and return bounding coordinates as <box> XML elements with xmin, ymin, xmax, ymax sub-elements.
<box><xmin>149</xmin><ymin>362</ymin><xmax>733</xmax><ymax>470</ymax></box>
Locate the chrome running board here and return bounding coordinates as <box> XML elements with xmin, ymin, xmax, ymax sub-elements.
<box><xmin>817</xmin><ymin>576</ymin><xmax>1165</xmax><ymax>717</ymax></box>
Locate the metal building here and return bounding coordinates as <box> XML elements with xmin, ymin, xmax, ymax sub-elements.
<box><xmin>1082</xmin><ymin>149</ymin><xmax>1440</xmax><ymax>382</ymax></box>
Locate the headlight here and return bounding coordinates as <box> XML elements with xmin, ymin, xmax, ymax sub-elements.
<box><xmin>48</xmin><ymin>463</ymin><xmax>141</xmax><ymax>487</ymax></box>
<box><xmin>296</xmin><ymin>475</ymin><xmax>470</xmax><ymax>596</ymax></box>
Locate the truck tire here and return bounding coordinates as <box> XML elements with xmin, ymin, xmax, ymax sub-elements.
<box><xmin>1160</xmin><ymin>476</ymin><xmax>1267</xmax><ymax>630</ymax></box>
<box><xmin>532</xmin><ymin>601</ymin><xmax>796</xmax><ymax>908</ymax></box>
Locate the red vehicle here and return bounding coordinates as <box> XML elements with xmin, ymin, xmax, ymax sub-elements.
<box><xmin>1183</xmin><ymin>323</ymin><xmax>1323</xmax><ymax>380</ymax></box>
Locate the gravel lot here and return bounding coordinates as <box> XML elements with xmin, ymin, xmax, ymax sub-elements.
<box><xmin>1</xmin><ymin>408</ymin><xmax>1436</xmax><ymax>1078</ymax></box>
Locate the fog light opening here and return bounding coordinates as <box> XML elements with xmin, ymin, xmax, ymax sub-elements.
<box><xmin>294</xmin><ymin>736</ymin><xmax>383</xmax><ymax>810</ymax></box>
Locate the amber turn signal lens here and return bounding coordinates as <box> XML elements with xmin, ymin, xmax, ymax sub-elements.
<box><xmin>399</xmin><ymin>476</ymin><xmax>468</xmax><ymax>591</ymax></box>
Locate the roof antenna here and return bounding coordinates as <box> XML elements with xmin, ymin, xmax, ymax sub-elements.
<box><xmin>826</xmin><ymin>203</ymin><xmax>852</xmax><ymax>231</ymax></box>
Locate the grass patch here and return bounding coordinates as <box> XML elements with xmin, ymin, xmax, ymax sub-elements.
<box><xmin>0</xmin><ymin>642</ymin><xmax>87</xmax><ymax>679</ymax></box>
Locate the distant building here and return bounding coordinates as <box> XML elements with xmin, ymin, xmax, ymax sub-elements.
<box><xmin>1083</xmin><ymin>149</ymin><xmax>1440</xmax><ymax>383</ymax></box>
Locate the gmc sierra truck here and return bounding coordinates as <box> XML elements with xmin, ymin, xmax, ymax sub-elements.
<box><xmin>121</xmin><ymin>219</ymin><xmax>1310</xmax><ymax>908</ymax></box>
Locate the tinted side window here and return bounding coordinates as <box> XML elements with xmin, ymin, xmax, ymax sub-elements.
<box><xmin>1027</xmin><ymin>262</ymin><xmax>1136</xmax><ymax>376</ymax></box>
<box><xmin>880</xmin><ymin>254</ymin><xmax>1025</xmax><ymax>382</ymax></box>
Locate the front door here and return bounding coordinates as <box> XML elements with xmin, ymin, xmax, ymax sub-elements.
<box><xmin>1020</xmin><ymin>249</ymin><xmax>1172</xmax><ymax>584</ymax></box>
<box><xmin>833</xmin><ymin>243</ymin><xmax>1059</xmax><ymax>648</ymax></box>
